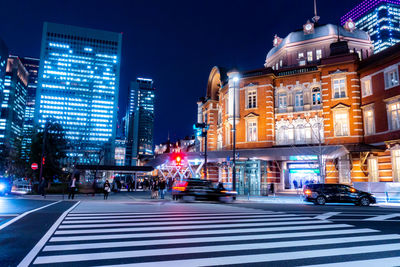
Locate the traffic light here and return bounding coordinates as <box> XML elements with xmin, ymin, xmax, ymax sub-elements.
<box><xmin>42</xmin><ymin>157</ymin><xmax>45</xmax><ymax>165</ymax></box>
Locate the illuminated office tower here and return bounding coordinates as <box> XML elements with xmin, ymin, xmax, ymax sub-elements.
<box><xmin>0</xmin><ymin>56</ymin><xmax>28</xmax><ymax>157</ymax></box>
<box><xmin>20</xmin><ymin>57</ymin><xmax>39</xmax><ymax>161</ymax></box>
<box><xmin>125</xmin><ymin>78</ymin><xmax>155</xmax><ymax>166</ymax></box>
<box><xmin>36</xmin><ymin>22</ymin><xmax>122</xmax><ymax>164</ymax></box>
<box><xmin>341</xmin><ymin>0</ymin><xmax>400</xmax><ymax>53</ymax></box>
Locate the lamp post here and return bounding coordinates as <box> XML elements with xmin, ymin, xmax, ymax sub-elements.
<box><xmin>232</xmin><ymin>76</ymin><xmax>239</xmax><ymax>192</ymax></box>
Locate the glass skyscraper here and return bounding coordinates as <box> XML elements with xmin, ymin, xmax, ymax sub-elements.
<box><xmin>125</xmin><ymin>78</ymin><xmax>155</xmax><ymax>165</ymax></box>
<box><xmin>0</xmin><ymin>56</ymin><xmax>28</xmax><ymax>156</ymax></box>
<box><xmin>341</xmin><ymin>0</ymin><xmax>400</xmax><ymax>53</ymax></box>
<box><xmin>20</xmin><ymin>57</ymin><xmax>39</xmax><ymax>161</ymax></box>
<box><xmin>36</xmin><ymin>22</ymin><xmax>122</xmax><ymax>164</ymax></box>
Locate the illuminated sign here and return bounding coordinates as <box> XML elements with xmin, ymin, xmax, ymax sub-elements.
<box><xmin>289</xmin><ymin>169</ymin><xmax>320</xmax><ymax>174</ymax></box>
<box><xmin>289</xmin><ymin>155</ymin><xmax>318</xmax><ymax>161</ymax></box>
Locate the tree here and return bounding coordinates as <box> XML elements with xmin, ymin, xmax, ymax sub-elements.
<box><xmin>29</xmin><ymin>121</ymin><xmax>67</xmax><ymax>181</ymax></box>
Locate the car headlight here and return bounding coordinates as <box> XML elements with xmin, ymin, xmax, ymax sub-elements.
<box><xmin>0</xmin><ymin>183</ymin><xmax>5</xmax><ymax>191</ymax></box>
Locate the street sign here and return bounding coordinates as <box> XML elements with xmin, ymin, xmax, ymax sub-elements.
<box><xmin>31</xmin><ymin>163</ymin><xmax>38</xmax><ymax>170</ymax></box>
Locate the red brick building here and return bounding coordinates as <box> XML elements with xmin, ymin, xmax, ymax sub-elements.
<box><xmin>196</xmin><ymin>20</ymin><xmax>400</xmax><ymax>194</ymax></box>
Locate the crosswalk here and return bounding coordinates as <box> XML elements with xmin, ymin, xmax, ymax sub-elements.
<box><xmin>31</xmin><ymin>210</ymin><xmax>400</xmax><ymax>266</ymax></box>
<box><xmin>277</xmin><ymin>211</ymin><xmax>400</xmax><ymax>221</ymax></box>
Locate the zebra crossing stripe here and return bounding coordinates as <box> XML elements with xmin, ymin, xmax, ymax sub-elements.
<box><xmin>301</xmin><ymin>256</ymin><xmax>400</xmax><ymax>267</ymax></box>
<box><xmin>47</xmin><ymin>229</ymin><xmax>368</xmax><ymax>250</ymax></box>
<box><xmin>65</xmin><ymin>212</ymin><xmax>278</xmax><ymax>220</ymax></box>
<box><xmin>34</xmin><ymin>235</ymin><xmax>400</xmax><ymax>265</ymax></box>
<box><xmin>67</xmin><ymin>211</ymin><xmax>275</xmax><ymax>216</ymax></box>
<box><xmin>60</xmin><ymin>216</ymin><xmax>314</xmax><ymax>225</ymax></box>
<box><xmin>54</xmin><ymin>219</ymin><xmax>333</xmax><ymax>235</ymax></box>
<box><xmin>63</xmin><ymin>213</ymin><xmax>293</xmax><ymax>222</ymax></box>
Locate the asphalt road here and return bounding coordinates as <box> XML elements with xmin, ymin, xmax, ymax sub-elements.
<box><xmin>1</xmin><ymin>195</ymin><xmax>400</xmax><ymax>266</ymax></box>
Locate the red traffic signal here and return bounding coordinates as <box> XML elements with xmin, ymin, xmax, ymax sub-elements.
<box><xmin>171</xmin><ymin>153</ymin><xmax>184</xmax><ymax>166</ymax></box>
<box><xmin>42</xmin><ymin>157</ymin><xmax>45</xmax><ymax>165</ymax></box>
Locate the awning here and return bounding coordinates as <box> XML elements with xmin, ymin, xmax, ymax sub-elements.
<box><xmin>147</xmin><ymin>145</ymin><xmax>348</xmax><ymax>168</ymax></box>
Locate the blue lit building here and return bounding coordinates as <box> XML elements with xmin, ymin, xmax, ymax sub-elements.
<box><xmin>125</xmin><ymin>78</ymin><xmax>155</xmax><ymax>165</ymax></box>
<box><xmin>0</xmin><ymin>56</ymin><xmax>28</xmax><ymax>157</ymax></box>
<box><xmin>341</xmin><ymin>0</ymin><xmax>400</xmax><ymax>53</ymax></box>
<box><xmin>36</xmin><ymin>22</ymin><xmax>122</xmax><ymax>164</ymax></box>
<box><xmin>20</xmin><ymin>57</ymin><xmax>39</xmax><ymax>161</ymax></box>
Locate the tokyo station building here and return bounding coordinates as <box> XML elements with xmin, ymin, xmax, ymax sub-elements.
<box><xmin>194</xmin><ymin>19</ymin><xmax>400</xmax><ymax>194</ymax></box>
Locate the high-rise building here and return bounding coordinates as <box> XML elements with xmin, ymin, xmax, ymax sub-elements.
<box><xmin>0</xmin><ymin>56</ymin><xmax>28</xmax><ymax>156</ymax></box>
<box><xmin>125</xmin><ymin>78</ymin><xmax>155</xmax><ymax>165</ymax></box>
<box><xmin>0</xmin><ymin>38</ymin><xmax>8</xmax><ymax>116</ymax></box>
<box><xmin>341</xmin><ymin>0</ymin><xmax>400</xmax><ymax>53</ymax></box>
<box><xmin>20</xmin><ymin>57</ymin><xmax>39</xmax><ymax>161</ymax></box>
<box><xmin>36</xmin><ymin>22</ymin><xmax>122</xmax><ymax>164</ymax></box>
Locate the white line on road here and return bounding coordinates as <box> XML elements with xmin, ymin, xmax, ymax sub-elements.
<box><xmin>66</xmin><ymin>212</ymin><xmax>279</xmax><ymax>218</ymax></box>
<box><xmin>17</xmin><ymin>201</ymin><xmax>80</xmax><ymax>267</ymax></box>
<box><xmin>35</xmin><ymin>234</ymin><xmax>400</xmax><ymax>264</ymax></box>
<box><xmin>67</xmin><ymin>211</ymin><xmax>273</xmax><ymax>216</ymax></box>
<box><xmin>60</xmin><ymin>216</ymin><xmax>313</xmax><ymax>225</ymax></box>
<box><xmin>301</xmin><ymin>256</ymin><xmax>400</xmax><ymax>267</ymax></box>
<box><xmin>91</xmin><ymin>243</ymin><xmax>400</xmax><ymax>267</ymax></box>
<box><xmin>364</xmin><ymin>213</ymin><xmax>400</xmax><ymax>221</ymax></box>
<box><xmin>0</xmin><ymin>201</ymin><xmax>61</xmax><ymax>231</ymax></box>
<box><xmin>50</xmin><ymin>224</ymin><xmax>359</xmax><ymax>243</ymax></box>
<box><xmin>314</xmin><ymin>212</ymin><xmax>341</xmax><ymax>220</ymax></box>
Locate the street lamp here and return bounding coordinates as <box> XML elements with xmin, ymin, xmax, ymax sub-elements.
<box><xmin>232</xmin><ymin>75</ymin><xmax>239</xmax><ymax>193</ymax></box>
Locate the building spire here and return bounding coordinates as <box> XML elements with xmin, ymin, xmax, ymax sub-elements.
<box><xmin>312</xmin><ymin>0</ymin><xmax>320</xmax><ymax>23</ymax></box>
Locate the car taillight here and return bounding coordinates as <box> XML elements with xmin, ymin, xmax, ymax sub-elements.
<box><xmin>221</xmin><ymin>190</ymin><xmax>237</xmax><ymax>194</ymax></box>
<box><xmin>304</xmin><ymin>189</ymin><xmax>312</xmax><ymax>195</ymax></box>
<box><xmin>350</xmin><ymin>188</ymin><xmax>356</xmax><ymax>193</ymax></box>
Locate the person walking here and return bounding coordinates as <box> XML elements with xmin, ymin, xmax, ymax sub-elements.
<box><xmin>104</xmin><ymin>180</ymin><xmax>111</xmax><ymax>200</ymax></box>
<box><xmin>153</xmin><ymin>180</ymin><xmax>159</xmax><ymax>199</ymax></box>
<box><xmin>39</xmin><ymin>177</ymin><xmax>47</xmax><ymax>198</ymax></box>
<box><xmin>159</xmin><ymin>178</ymin><xmax>166</xmax><ymax>199</ymax></box>
<box><xmin>68</xmin><ymin>177</ymin><xmax>77</xmax><ymax>199</ymax></box>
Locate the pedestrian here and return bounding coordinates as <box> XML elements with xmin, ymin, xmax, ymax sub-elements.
<box><xmin>68</xmin><ymin>177</ymin><xmax>77</xmax><ymax>200</ymax></box>
<box><xmin>270</xmin><ymin>182</ymin><xmax>275</xmax><ymax>195</ymax></box>
<box><xmin>104</xmin><ymin>180</ymin><xmax>111</xmax><ymax>200</ymax></box>
<box><xmin>39</xmin><ymin>177</ymin><xmax>47</xmax><ymax>198</ymax></box>
<box><xmin>293</xmin><ymin>179</ymin><xmax>298</xmax><ymax>190</ymax></box>
<box><xmin>153</xmin><ymin>180</ymin><xmax>159</xmax><ymax>199</ymax></box>
<box><xmin>159</xmin><ymin>178</ymin><xmax>166</xmax><ymax>199</ymax></box>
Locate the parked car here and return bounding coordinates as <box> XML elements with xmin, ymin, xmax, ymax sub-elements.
<box><xmin>172</xmin><ymin>178</ymin><xmax>236</xmax><ymax>203</ymax></box>
<box><xmin>303</xmin><ymin>183</ymin><xmax>376</xmax><ymax>206</ymax></box>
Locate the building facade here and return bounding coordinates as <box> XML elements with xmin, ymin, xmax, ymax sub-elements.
<box><xmin>125</xmin><ymin>78</ymin><xmax>155</xmax><ymax>166</ymax></box>
<box><xmin>20</xmin><ymin>57</ymin><xmax>39</xmax><ymax>161</ymax></box>
<box><xmin>194</xmin><ymin>20</ymin><xmax>400</xmax><ymax>194</ymax></box>
<box><xmin>341</xmin><ymin>0</ymin><xmax>400</xmax><ymax>53</ymax></box>
<box><xmin>0</xmin><ymin>56</ymin><xmax>28</xmax><ymax>158</ymax></box>
<box><xmin>35</xmin><ymin>22</ymin><xmax>122</xmax><ymax>164</ymax></box>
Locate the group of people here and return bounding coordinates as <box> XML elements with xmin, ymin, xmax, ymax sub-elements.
<box><xmin>150</xmin><ymin>178</ymin><xmax>167</xmax><ymax>199</ymax></box>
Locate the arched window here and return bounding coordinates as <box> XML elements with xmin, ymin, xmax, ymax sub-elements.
<box><xmin>312</xmin><ymin>88</ymin><xmax>321</xmax><ymax>105</ymax></box>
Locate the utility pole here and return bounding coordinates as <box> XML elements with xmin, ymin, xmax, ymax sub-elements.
<box><xmin>39</xmin><ymin>120</ymin><xmax>48</xmax><ymax>181</ymax></box>
<box><xmin>232</xmin><ymin>77</ymin><xmax>238</xmax><ymax>192</ymax></box>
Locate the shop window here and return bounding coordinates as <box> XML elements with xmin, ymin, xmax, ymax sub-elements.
<box><xmin>295</xmin><ymin>91</ymin><xmax>303</xmax><ymax>107</ymax></box>
<box><xmin>361</xmin><ymin>78</ymin><xmax>372</xmax><ymax>97</ymax></box>
<box><xmin>334</xmin><ymin>110</ymin><xmax>350</xmax><ymax>136</ymax></box>
<box><xmin>384</xmin><ymin>67</ymin><xmax>399</xmax><ymax>89</ymax></box>
<box><xmin>247</xmin><ymin>89</ymin><xmax>257</xmax><ymax>109</ymax></box>
<box><xmin>333</xmin><ymin>78</ymin><xmax>346</xmax><ymax>99</ymax></box>
<box><xmin>247</xmin><ymin>120</ymin><xmax>257</xmax><ymax>142</ymax></box>
<box><xmin>392</xmin><ymin>149</ymin><xmax>400</xmax><ymax>182</ymax></box>
<box><xmin>363</xmin><ymin>108</ymin><xmax>375</xmax><ymax>135</ymax></box>
<box><xmin>388</xmin><ymin>102</ymin><xmax>400</xmax><ymax>130</ymax></box>
<box><xmin>316</xmin><ymin>49</ymin><xmax>322</xmax><ymax>60</ymax></box>
<box><xmin>368</xmin><ymin>158</ymin><xmax>379</xmax><ymax>182</ymax></box>
<box><xmin>312</xmin><ymin>88</ymin><xmax>321</xmax><ymax>105</ymax></box>
<box><xmin>278</xmin><ymin>93</ymin><xmax>287</xmax><ymax>108</ymax></box>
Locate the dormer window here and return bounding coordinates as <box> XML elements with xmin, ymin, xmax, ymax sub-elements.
<box><xmin>307</xmin><ymin>51</ymin><xmax>313</xmax><ymax>62</ymax></box>
<box><xmin>316</xmin><ymin>49</ymin><xmax>322</xmax><ymax>60</ymax></box>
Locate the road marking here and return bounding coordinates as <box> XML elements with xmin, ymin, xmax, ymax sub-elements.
<box><xmin>60</xmin><ymin>216</ymin><xmax>313</xmax><ymax>225</ymax></box>
<box><xmin>17</xmin><ymin>201</ymin><xmax>80</xmax><ymax>267</ymax></box>
<box><xmin>302</xmin><ymin>256</ymin><xmax>400</xmax><ymax>267</ymax></box>
<box><xmin>64</xmin><ymin>213</ymin><xmax>287</xmax><ymax>221</ymax></box>
<box><xmin>54</xmin><ymin>218</ymin><xmax>324</xmax><ymax>235</ymax></box>
<box><xmin>35</xmin><ymin>234</ymin><xmax>400</xmax><ymax>264</ymax></box>
<box><xmin>66</xmin><ymin>212</ymin><xmax>279</xmax><ymax>218</ymax></box>
<box><xmin>0</xmin><ymin>201</ymin><xmax>61</xmax><ymax>231</ymax></box>
<box><xmin>50</xmin><ymin>225</ymin><xmax>364</xmax><ymax>243</ymax></box>
<box><xmin>0</xmin><ymin>214</ymin><xmax>21</xmax><ymax>217</ymax></box>
<box><xmin>67</xmin><ymin>211</ymin><xmax>274</xmax><ymax>216</ymax></box>
<box><xmin>364</xmin><ymin>213</ymin><xmax>400</xmax><ymax>221</ymax></box>
<box><xmin>314</xmin><ymin>212</ymin><xmax>341</xmax><ymax>220</ymax></box>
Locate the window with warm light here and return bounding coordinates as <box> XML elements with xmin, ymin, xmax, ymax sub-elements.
<box><xmin>333</xmin><ymin>78</ymin><xmax>346</xmax><ymax>99</ymax></box>
<box><xmin>361</xmin><ymin>78</ymin><xmax>372</xmax><ymax>97</ymax></box>
<box><xmin>334</xmin><ymin>110</ymin><xmax>349</xmax><ymax>136</ymax></box>
<box><xmin>363</xmin><ymin>108</ymin><xmax>375</xmax><ymax>135</ymax></box>
<box><xmin>247</xmin><ymin>121</ymin><xmax>257</xmax><ymax>142</ymax></box>
<box><xmin>388</xmin><ymin>102</ymin><xmax>400</xmax><ymax>130</ymax></box>
<box><xmin>316</xmin><ymin>49</ymin><xmax>322</xmax><ymax>60</ymax></box>
<box><xmin>368</xmin><ymin>157</ymin><xmax>379</xmax><ymax>182</ymax></box>
<box><xmin>307</xmin><ymin>51</ymin><xmax>313</xmax><ymax>62</ymax></box>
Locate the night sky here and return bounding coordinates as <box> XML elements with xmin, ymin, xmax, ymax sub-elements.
<box><xmin>0</xmin><ymin>0</ymin><xmax>362</xmax><ymax>145</ymax></box>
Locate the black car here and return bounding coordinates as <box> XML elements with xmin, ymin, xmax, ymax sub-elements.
<box><xmin>303</xmin><ymin>183</ymin><xmax>376</xmax><ymax>206</ymax></box>
<box><xmin>172</xmin><ymin>178</ymin><xmax>237</xmax><ymax>203</ymax></box>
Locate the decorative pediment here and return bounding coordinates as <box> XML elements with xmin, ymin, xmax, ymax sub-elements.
<box><xmin>331</xmin><ymin>103</ymin><xmax>350</xmax><ymax>110</ymax></box>
<box><xmin>244</xmin><ymin>112</ymin><xmax>259</xmax><ymax>119</ymax></box>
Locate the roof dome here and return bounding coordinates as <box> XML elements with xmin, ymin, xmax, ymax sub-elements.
<box><xmin>266</xmin><ymin>24</ymin><xmax>371</xmax><ymax>59</ymax></box>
